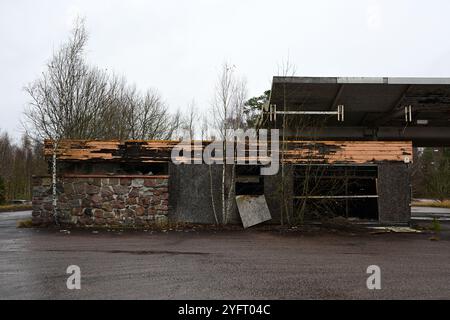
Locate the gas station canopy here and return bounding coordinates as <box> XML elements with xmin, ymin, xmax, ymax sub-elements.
<box><xmin>268</xmin><ymin>77</ymin><xmax>450</xmax><ymax>146</ymax></box>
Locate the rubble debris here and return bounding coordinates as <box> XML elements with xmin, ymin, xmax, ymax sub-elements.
<box><xmin>369</xmin><ymin>226</ymin><xmax>422</xmax><ymax>234</ymax></box>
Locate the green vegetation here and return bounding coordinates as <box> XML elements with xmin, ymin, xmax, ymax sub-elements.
<box><xmin>413</xmin><ymin>147</ymin><xmax>450</xmax><ymax>201</ymax></box>
<box><xmin>430</xmin><ymin>218</ymin><xmax>442</xmax><ymax>233</ymax></box>
<box><xmin>17</xmin><ymin>219</ymin><xmax>33</xmax><ymax>228</ymax></box>
<box><xmin>243</xmin><ymin>90</ymin><xmax>270</xmax><ymax>128</ymax></box>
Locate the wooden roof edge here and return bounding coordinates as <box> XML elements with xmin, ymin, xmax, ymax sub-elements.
<box><xmin>44</xmin><ymin>139</ymin><xmax>413</xmax><ymax>144</ymax></box>
<box><xmin>33</xmin><ymin>174</ymin><xmax>169</xmax><ymax>179</ymax></box>
<box><xmin>44</xmin><ymin>139</ymin><xmax>184</xmax><ymax>144</ymax></box>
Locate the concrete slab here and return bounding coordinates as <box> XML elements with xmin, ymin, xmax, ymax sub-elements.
<box><xmin>235</xmin><ymin>195</ymin><xmax>272</xmax><ymax>228</ymax></box>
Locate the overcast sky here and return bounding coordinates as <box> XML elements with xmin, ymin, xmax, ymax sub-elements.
<box><xmin>2</xmin><ymin>0</ymin><xmax>450</xmax><ymax>141</ymax></box>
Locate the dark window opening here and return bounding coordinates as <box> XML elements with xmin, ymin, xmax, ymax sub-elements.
<box><xmin>293</xmin><ymin>165</ymin><xmax>379</xmax><ymax>221</ymax></box>
<box><xmin>118</xmin><ymin>162</ymin><xmax>168</xmax><ymax>175</ymax></box>
<box><xmin>53</xmin><ymin>161</ymin><xmax>168</xmax><ymax>175</ymax></box>
<box><xmin>235</xmin><ymin>165</ymin><xmax>264</xmax><ymax>195</ymax></box>
<box><xmin>294</xmin><ymin>198</ymin><xmax>378</xmax><ymax>220</ymax></box>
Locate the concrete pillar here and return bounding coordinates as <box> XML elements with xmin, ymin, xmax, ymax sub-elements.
<box><xmin>264</xmin><ymin>164</ymin><xmax>293</xmax><ymax>224</ymax></box>
<box><xmin>377</xmin><ymin>163</ymin><xmax>411</xmax><ymax>224</ymax></box>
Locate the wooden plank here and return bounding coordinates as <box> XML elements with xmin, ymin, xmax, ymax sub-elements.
<box><xmin>44</xmin><ymin>139</ymin><xmax>413</xmax><ymax>164</ymax></box>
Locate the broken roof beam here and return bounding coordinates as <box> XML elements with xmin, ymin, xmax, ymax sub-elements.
<box><xmin>283</xmin><ymin>141</ymin><xmax>412</xmax><ymax>164</ymax></box>
<box><xmin>44</xmin><ymin>139</ymin><xmax>412</xmax><ymax>165</ymax></box>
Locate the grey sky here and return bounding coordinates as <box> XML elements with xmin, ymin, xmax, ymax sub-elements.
<box><xmin>1</xmin><ymin>0</ymin><xmax>450</xmax><ymax>141</ymax></box>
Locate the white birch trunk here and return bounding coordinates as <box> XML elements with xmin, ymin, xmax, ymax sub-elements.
<box><xmin>222</xmin><ymin>162</ymin><xmax>226</xmax><ymax>224</ymax></box>
<box><xmin>209</xmin><ymin>165</ymin><xmax>219</xmax><ymax>225</ymax></box>
<box><xmin>52</xmin><ymin>142</ymin><xmax>59</xmax><ymax>225</ymax></box>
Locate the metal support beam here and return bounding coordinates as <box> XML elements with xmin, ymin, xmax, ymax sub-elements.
<box><xmin>266</xmin><ymin>105</ymin><xmax>345</xmax><ymax>122</ymax></box>
<box><xmin>293</xmin><ymin>195</ymin><xmax>378</xmax><ymax>199</ymax></box>
<box><xmin>404</xmin><ymin>105</ymin><xmax>412</xmax><ymax>123</ymax></box>
<box><xmin>274</xmin><ymin>111</ymin><xmax>338</xmax><ymax>115</ymax></box>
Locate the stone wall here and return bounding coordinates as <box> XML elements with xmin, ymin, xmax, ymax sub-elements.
<box><xmin>32</xmin><ymin>175</ymin><xmax>169</xmax><ymax>228</ymax></box>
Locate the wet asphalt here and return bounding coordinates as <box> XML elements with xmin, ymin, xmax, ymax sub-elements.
<box><xmin>0</xmin><ymin>210</ymin><xmax>449</xmax><ymax>300</ymax></box>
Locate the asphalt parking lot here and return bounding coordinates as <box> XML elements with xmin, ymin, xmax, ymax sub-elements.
<box><xmin>0</xmin><ymin>210</ymin><xmax>449</xmax><ymax>299</ymax></box>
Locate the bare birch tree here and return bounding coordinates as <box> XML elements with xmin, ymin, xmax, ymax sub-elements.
<box><xmin>200</xmin><ymin>115</ymin><xmax>209</xmax><ymax>140</ymax></box>
<box><xmin>278</xmin><ymin>55</ymin><xmax>297</xmax><ymax>225</ymax></box>
<box><xmin>181</xmin><ymin>99</ymin><xmax>199</xmax><ymax>140</ymax></box>
<box><xmin>211</xmin><ymin>63</ymin><xmax>248</xmax><ymax>224</ymax></box>
<box><xmin>24</xmin><ymin>18</ymin><xmax>91</xmax><ymax>141</ymax></box>
<box><xmin>24</xmin><ymin>18</ymin><xmax>92</xmax><ymax>225</ymax></box>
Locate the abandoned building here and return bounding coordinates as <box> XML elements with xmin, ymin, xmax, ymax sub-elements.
<box><xmin>31</xmin><ymin>77</ymin><xmax>450</xmax><ymax>228</ymax></box>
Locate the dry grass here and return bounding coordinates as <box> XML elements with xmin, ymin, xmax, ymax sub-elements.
<box><xmin>411</xmin><ymin>200</ymin><xmax>450</xmax><ymax>209</ymax></box>
<box><xmin>17</xmin><ymin>219</ymin><xmax>33</xmax><ymax>228</ymax></box>
<box><xmin>0</xmin><ymin>204</ymin><xmax>32</xmax><ymax>213</ymax></box>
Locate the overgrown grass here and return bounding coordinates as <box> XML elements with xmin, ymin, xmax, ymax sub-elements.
<box><xmin>0</xmin><ymin>204</ymin><xmax>32</xmax><ymax>213</ymax></box>
<box><xmin>17</xmin><ymin>218</ymin><xmax>33</xmax><ymax>228</ymax></box>
<box><xmin>411</xmin><ymin>200</ymin><xmax>450</xmax><ymax>209</ymax></box>
<box><xmin>430</xmin><ymin>218</ymin><xmax>442</xmax><ymax>233</ymax></box>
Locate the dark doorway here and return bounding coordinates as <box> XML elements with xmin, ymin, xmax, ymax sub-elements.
<box><xmin>235</xmin><ymin>165</ymin><xmax>264</xmax><ymax>195</ymax></box>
